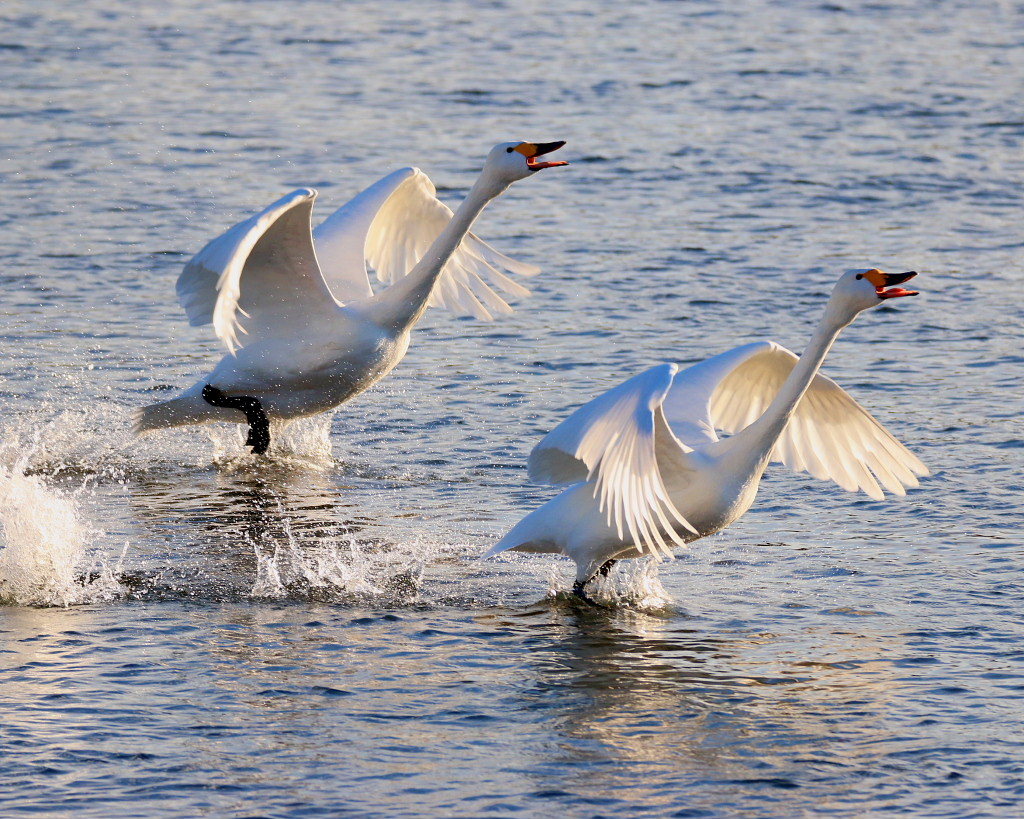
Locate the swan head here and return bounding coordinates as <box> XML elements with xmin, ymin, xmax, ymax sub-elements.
<box><xmin>827</xmin><ymin>268</ymin><xmax>919</xmax><ymax>324</ymax></box>
<box><xmin>479</xmin><ymin>141</ymin><xmax>568</xmax><ymax>189</ymax></box>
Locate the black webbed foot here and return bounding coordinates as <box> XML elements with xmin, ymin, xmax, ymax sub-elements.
<box><xmin>243</xmin><ymin>410</ymin><xmax>271</xmax><ymax>455</ymax></box>
<box><xmin>572</xmin><ymin>580</ymin><xmax>599</xmax><ymax>606</ymax></box>
<box><xmin>202</xmin><ymin>384</ymin><xmax>271</xmax><ymax>455</ymax></box>
<box><xmin>572</xmin><ymin>578</ymin><xmax>613</xmax><ymax>609</ymax></box>
<box><xmin>570</xmin><ymin>560</ymin><xmax>620</xmax><ymax>607</ymax></box>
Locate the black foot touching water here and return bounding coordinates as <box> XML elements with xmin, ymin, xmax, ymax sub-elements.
<box><xmin>571</xmin><ymin>560</ymin><xmax>619</xmax><ymax>606</ymax></box>
<box><xmin>572</xmin><ymin>580</ymin><xmax>597</xmax><ymax>605</ymax></box>
<box><xmin>201</xmin><ymin>384</ymin><xmax>271</xmax><ymax>455</ymax></box>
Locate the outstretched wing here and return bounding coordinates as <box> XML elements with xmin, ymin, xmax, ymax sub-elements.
<box><xmin>528</xmin><ymin>364</ymin><xmax>699</xmax><ymax>560</ymax></box>
<box><xmin>313</xmin><ymin>167</ymin><xmax>538</xmax><ymax>318</ymax></box>
<box><xmin>311</xmin><ymin>168</ymin><xmax>413</xmax><ymax>303</ymax></box>
<box><xmin>662</xmin><ymin>341</ymin><xmax>930</xmax><ymax>499</ymax></box>
<box><xmin>176</xmin><ymin>189</ymin><xmax>338</xmax><ymax>354</ymax></box>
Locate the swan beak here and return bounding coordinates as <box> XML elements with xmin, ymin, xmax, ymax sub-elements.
<box><xmin>515</xmin><ymin>141</ymin><xmax>569</xmax><ymax>171</ymax></box>
<box><xmin>865</xmin><ymin>269</ymin><xmax>919</xmax><ymax>299</ymax></box>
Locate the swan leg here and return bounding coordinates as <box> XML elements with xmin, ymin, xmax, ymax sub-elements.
<box><xmin>570</xmin><ymin>555</ymin><xmax>615</xmax><ymax>606</ymax></box>
<box><xmin>571</xmin><ymin>563</ymin><xmax>616</xmax><ymax>607</ymax></box>
<box><xmin>202</xmin><ymin>385</ymin><xmax>271</xmax><ymax>455</ymax></box>
<box><xmin>572</xmin><ymin>579</ymin><xmax>599</xmax><ymax>605</ymax></box>
<box><xmin>241</xmin><ymin>404</ymin><xmax>271</xmax><ymax>455</ymax></box>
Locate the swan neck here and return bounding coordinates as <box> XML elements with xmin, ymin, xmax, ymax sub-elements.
<box><xmin>369</xmin><ymin>177</ymin><xmax>502</xmax><ymax>333</ymax></box>
<box><xmin>743</xmin><ymin>315</ymin><xmax>845</xmax><ymax>464</ymax></box>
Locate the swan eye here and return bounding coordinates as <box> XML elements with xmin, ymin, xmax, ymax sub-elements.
<box><xmin>855</xmin><ymin>274</ymin><xmax>863</xmax><ymax>280</ymax></box>
<box><xmin>506</xmin><ymin>147</ymin><xmax>513</xmax><ymax>153</ymax></box>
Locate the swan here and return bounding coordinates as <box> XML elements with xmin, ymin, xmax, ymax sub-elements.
<box><xmin>486</xmin><ymin>269</ymin><xmax>929</xmax><ymax>602</ymax></box>
<box><xmin>134</xmin><ymin>140</ymin><xmax>568</xmax><ymax>453</ymax></box>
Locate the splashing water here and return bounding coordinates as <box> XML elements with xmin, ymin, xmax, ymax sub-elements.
<box><xmin>250</xmin><ymin>530</ymin><xmax>427</xmax><ymax>604</ymax></box>
<box><xmin>248</xmin><ymin>493</ymin><xmax>427</xmax><ymax>603</ymax></box>
<box><xmin>0</xmin><ymin>442</ymin><xmax>125</xmax><ymax>607</ymax></box>
<box><xmin>11</xmin><ymin>403</ymin><xmax>150</xmax><ymax>483</ymax></box>
<box><xmin>547</xmin><ymin>557</ymin><xmax>676</xmax><ymax>612</ymax></box>
<box><xmin>8</xmin><ymin>389</ymin><xmax>337</xmax><ymax>483</ymax></box>
<box><xmin>207</xmin><ymin>414</ymin><xmax>336</xmax><ymax>469</ymax></box>
<box><xmin>0</xmin><ymin>401</ymin><xmax>433</xmax><ymax>607</ymax></box>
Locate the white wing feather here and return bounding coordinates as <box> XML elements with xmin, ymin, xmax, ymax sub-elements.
<box><xmin>312</xmin><ymin>168</ymin><xmax>415</xmax><ymax>304</ymax></box>
<box><xmin>528</xmin><ymin>364</ymin><xmax>699</xmax><ymax>560</ymax></box>
<box><xmin>315</xmin><ymin>167</ymin><xmax>537</xmax><ymax>317</ymax></box>
<box><xmin>662</xmin><ymin>341</ymin><xmax>930</xmax><ymax>499</ymax></box>
<box><xmin>660</xmin><ymin>342</ymin><xmax>783</xmax><ymax>448</ymax></box>
<box><xmin>176</xmin><ymin>188</ymin><xmax>337</xmax><ymax>354</ymax></box>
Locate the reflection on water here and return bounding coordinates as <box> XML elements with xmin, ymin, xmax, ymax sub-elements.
<box><xmin>515</xmin><ymin>611</ymin><xmax>909</xmax><ymax>802</ymax></box>
<box><xmin>0</xmin><ymin>588</ymin><xmax>1016</xmax><ymax>816</ymax></box>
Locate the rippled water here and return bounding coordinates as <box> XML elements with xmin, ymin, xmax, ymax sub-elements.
<box><xmin>2</xmin><ymin>1</ymin><xmax>1023</xmax><ymax>816</ymax></box>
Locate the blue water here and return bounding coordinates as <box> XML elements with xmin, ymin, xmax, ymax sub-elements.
<box><xmin>2</xmin><ymin>1</ymin><xmax>1023</xmax><ymax>816</ymax></box>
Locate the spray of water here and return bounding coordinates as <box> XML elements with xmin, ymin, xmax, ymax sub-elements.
<box><xmin>242</xmin><ymin>488</ymin><xmax>426</xmax><ymax>603</ymax></box>
<box><xmin>547</xmin><ymin>557</ymin><xmax>675</xmax><ymax>611</ymax></box>
<box><xmin>0</xmin><ymin>436</ymin><xmax>125</xmax><ymax>607</ymax></box>
<box><xmin>249</xmin><ymin>523</ymin><xmax>426</xmax><ymax>603</ymax></box>
<box><xmin>207</xmin><ymin>414</ymin><xmax>336</xmax><ymax>469</ymax></box>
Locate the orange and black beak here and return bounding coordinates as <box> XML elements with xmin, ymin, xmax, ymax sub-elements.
<box><xmin>863</xmin><ymin>269</ymin><xmax>919</xmax><ymax>299</ymax></box>
<box><xmin>514</xmin><ymin>141</ymin><xmax>569</xmax><ymax>171</ymax></box>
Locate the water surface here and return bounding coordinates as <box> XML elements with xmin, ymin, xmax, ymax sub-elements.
<box><xmin>2</xmin><ymin>1</ymin><xmax>1023</xmax><ymax>816</ymax></box>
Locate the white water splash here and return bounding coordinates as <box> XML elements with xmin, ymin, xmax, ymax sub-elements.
<box><xmin>251</xmin><ymin>535</ymin><xmax>389</xmax><ymax>599</ymax></box>
<box><xmin>248</xmin><ymin>497</ymin><xmax>426</xmax><ymax>602</ymax></box>
<box><xmin>6</xmin><ymin>402</ymin><xmax>151</xmax><ymax>482</ymax></box>
<box><xmin>208</xmin><ymin>414</ymin><xmax>335</xmax><ymax>469</ymax></box>
<box><xmin>548</xmin><ymin>557</ymin><xmax>675</xmax><ymax>611</ymax></box>
<box><xmin>0</xmin><ymin>440</ymin><xmax>125</xmax><ymax>607</ymax></box>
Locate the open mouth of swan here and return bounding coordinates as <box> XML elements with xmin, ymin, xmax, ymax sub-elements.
<box><xmin>518</xmin><ymin>141</ymin><xmax>569</xmax><ymax>171</ymax></box>
<box><xmin>865</xmin><ymin>269</ymin><xmax>919</xmax><ymax>299</ymax></box>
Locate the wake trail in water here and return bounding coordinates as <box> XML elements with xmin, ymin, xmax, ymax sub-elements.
<box><xmin>0</xmin><ymin>403</ymin><xmax>593</xmax><ymax>611</ymax></box>
<box><xmin>0</xmin><ymin>401</ymin><xmax>446</xmax><ymax>607</ymax></box>
<box><xmin>249</xmin><ymin>524</ymin><xmax>427</xmax><ymax>604</ymax></box>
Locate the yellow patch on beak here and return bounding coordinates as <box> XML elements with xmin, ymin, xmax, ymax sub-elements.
<box><xmin>862</xmin><ymin>268</ymin><xmax>920</xmax><ymax>299</ymax></box>
<box><xmin>862</xmin><ymin>268</ymin><xmax>887</xmax><ymax>288</ymax></box>
<box><xmin>513</xmin><ymin>143</ymin><xmax>539</xmax><ymax>158</ymax></box>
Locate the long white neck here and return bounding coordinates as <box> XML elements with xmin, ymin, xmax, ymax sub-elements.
<box><xmin>731</xmin><ymin>310</ymin><xmax>849</xmax><ymax>470</ymax></box>
<box><xmin>364</xmin><ymin>175</ymin><xmax>505</xmax><ymax>334</ymax></box>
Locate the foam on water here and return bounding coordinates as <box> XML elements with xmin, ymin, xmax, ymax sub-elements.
<box><xmin>544</xmin><ymin>556</ymin><xmax>676</xmax><ymax>611</ymax></box>
<box><xmin>206</xmin><ymin>413</ymin><xmax>336</xmax><ymax>470</ymax></box>
<box><xmin>0</xmin><ymin>435</ymin><xmax>125</xmax><ymax>607</ymax></box>
<box><xmin>249</xmin><ymin>531</ymin><xmax>427</xmax><ymax>603</ymax></box>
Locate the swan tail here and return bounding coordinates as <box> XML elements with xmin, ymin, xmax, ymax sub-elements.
<box><xmin>133</xmin><ymin>395</ymin><xmax>209</xmax><ymax>435</ymax></box>
<box><xmin>484</xmin><ymin>507</ymin><xmax>562</xmax><ymax>559</ymax></box>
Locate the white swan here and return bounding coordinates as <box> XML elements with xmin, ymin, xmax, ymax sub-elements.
<box><xmin>487</xmin><ymin>269</ymin><xmax>929</xmax><ymax>602</ymax></box>
<box><xmin>134</xmin><ymin>141</ymin><xmax>567</xmax><ymax>453</ymax></box>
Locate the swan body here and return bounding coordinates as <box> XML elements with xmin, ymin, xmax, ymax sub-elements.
<box><xmin>487</xmin><ymin>269</ymin><xmax>930</xmax><ymax>596</ymax></box>
<box><xmin>135</xmin><ymin>141</ymin><xmax>567</xmax><ymax>448</ymax></box>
